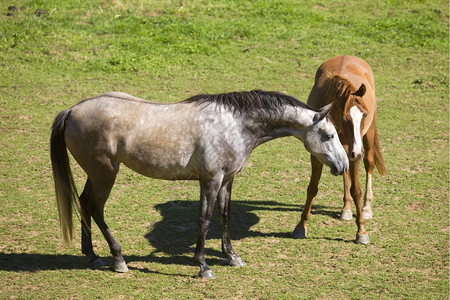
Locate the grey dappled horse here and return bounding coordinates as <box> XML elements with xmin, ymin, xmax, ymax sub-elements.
<box><xmin>50</xmin><ymin>90</ymin><xmax>348</xmax><ymax>279</ymax></box>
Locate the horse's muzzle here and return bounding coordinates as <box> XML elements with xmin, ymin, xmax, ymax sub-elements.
<box><xmin>349</xmin><ymin>149</ymin><xmax>365</xmax><ymax>161</ymax></box>
<box><xmin>329</xmin><ymin>154</ymin><xmax>349</xmax><ymax>176</ymax></box>
<box><xmin>330</xmin><ymin>165</ymin><xmax>347</xmax><ymax>176</ymax></box>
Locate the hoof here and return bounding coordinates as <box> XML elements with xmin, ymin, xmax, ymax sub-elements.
<box><xmin>229</xmin><ymin>257</ymin><xmax>246</xmax><ymax>267</ymax></box>
<box><xmin>355</xmin><ymin>234</ymin><xmax>370</xmax><ymax>245</ymax></box>
<box><xmin>88</xmin><ymin>257</ymin><xmax>106</xmax><ymax>269</ymax></box>
<box><xmin>362</xmin><ymin>209</ymin><xmax>373</xmax><ymax>220</ymax></box>
<box><xmin>291</xmin><ymin>226</ymin><xmax>307</xmax><ymax>239</ymax></box>
<box><xmin>339</xmin><ymin>210</ymin><xmax>353</xmax><ymax>221</ymax></box>
<box><xmin>113</xmin><ymin>261</ymin><xmax>129</xmax><ymax>273</ymax></box>
<box><xmin>199</xmin><ymin>269</ymin><xmax>216</xmax><ymax>279</ymax></box>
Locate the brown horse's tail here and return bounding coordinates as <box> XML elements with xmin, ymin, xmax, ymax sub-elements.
<box><xmin>373</xmin><ymin>127</ymin><xmax>388</xmax><ymax>176</ymax></box>
<box><xmin>50</xmin><ymin>109</ymin><xmax>79</xmax><ymax>245</ymax></box>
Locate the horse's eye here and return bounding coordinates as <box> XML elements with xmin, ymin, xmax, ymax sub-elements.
<box><xmin>327</xmin><ymin>134</ymin><xmax>334</xmax><ymax>140</ymax></box>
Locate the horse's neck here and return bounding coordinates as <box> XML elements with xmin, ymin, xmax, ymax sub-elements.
<box><xmin>250</xmin><ymin>106</ymin><xmax>313</xmax><ymax>147</ymax></box>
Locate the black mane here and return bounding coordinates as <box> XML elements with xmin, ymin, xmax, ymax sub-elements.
<box><xmin>183</xmin><ymin>90</ymin><xmax>313</xmax><ymax>116</ymax></box>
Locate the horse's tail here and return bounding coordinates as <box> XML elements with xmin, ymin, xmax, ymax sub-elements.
<box><xmin>50</xmin><ymin>109</ymin><xmax>79</xmax><ymax>245</ymax></box>
<box><xmin>372</xmin><ymin>127</ymin><xmax>388</xmax><ymax>176</ymax></box>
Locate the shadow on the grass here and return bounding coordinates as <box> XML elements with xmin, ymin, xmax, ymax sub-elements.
<box><xmin>0</xmin><ymin>199</ymin><xmax>339</xmax><ymax>273</ymax></box>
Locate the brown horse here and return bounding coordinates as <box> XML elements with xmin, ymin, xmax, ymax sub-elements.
<box><xmin>292</xmin><ymin>55</ymin><xmax>387</xmax><ymax>244</ymax></box>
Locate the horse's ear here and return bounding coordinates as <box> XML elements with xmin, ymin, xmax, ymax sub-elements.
<box><xmin>313</xmin><ymin>103</ymin><xmax>333</xmax><ymax>123</ymax></box>
<box><xmin>353</xmin><ymin>84</ymin><xmax>366</xmax><ymax>97</ymax></box>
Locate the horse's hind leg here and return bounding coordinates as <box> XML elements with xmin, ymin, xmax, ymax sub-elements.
<box><xmin>89</xmin><ymin>174</ymin><xmax>128</xmax><ymax>273</ymax></box>
<box><xmin>217</xmin><ymin>177</ymin><xmax>246</xmax><ymax>268</ymax></box>
<box><xmin>80</xmin><ymin>179</ymin><xmax>105</xmax><ymax>269</ymax></box>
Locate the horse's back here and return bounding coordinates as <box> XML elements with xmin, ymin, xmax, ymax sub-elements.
<box><xmin>64</xmin><ymin>94</ymin><xmax>198</xmax><ymax>178</ymax></box>
<box><xmin>63</xmin><ymin>93</ymin><xmax>250</xmax><ymax>181</ymax></box>
<box><xmin>101</xmin><ymin>91</ymin><xmax>148</xmax><ymax>102</ymax></box>
<box><xmin>65</xmin><ymin>93</ymin><xmax>153</xmax><ymax>147</ymax></box>
<box><xmin>316</xmin><ymin>55</ymin><xmax>374</xmax><ymax>88</ymax></box>
<box><xmin>308</xmin><ymin>56</ymin><xmax>376</xmax><ymax>108</ymax></box>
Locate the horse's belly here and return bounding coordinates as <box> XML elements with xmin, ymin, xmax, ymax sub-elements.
<box><xmin>120</xmin><ymin>149</ymin><xmax>200</xmax><ymax>180</ymax></box>
<box><xmin>126</xmin><ymin>164</ymin><xmax>199</xmax><ymax>180</ymax></box>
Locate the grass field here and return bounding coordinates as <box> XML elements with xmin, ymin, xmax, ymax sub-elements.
<box><xmin>0</xmin><ymin>0</ymin><xmax>448</xmax><ymax>299</ymax></box>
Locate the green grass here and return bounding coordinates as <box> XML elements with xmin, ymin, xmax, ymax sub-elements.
<box><xmin>0</xmin><ymin>0</ymin><xmax>448</xmax><ymax>298</ymax></box>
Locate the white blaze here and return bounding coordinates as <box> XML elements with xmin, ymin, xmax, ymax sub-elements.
<box><xmin>349</xmin><ymin>106</ymin><xmax>364</xmax><ymax>158</ymax></box>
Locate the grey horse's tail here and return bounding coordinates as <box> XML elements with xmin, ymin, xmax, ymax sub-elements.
<box><xmin>50</xmin><ymin>109</ymin><xmax>79</xmax><ymax>245</ymax></box>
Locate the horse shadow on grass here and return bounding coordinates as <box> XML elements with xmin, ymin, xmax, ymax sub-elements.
<box><xmin>127</xmin><ymin>199</ymin><xmax>340</xmax><ymax>268</ymax></box>
<box><xmin>0</xmin><ymin>200</ymin><xmax>340</xmax><ymax>273</ymax></box>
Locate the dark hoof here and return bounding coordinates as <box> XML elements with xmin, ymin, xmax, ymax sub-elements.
<box><xmin>355</xmin><ymin>234</ymin><xmax>370</xmax><ymax>245</ymax></box>
<box><xmin>199</xmin><ymin>269</ymin><xmax>216</xmax><ymax>279</ymax></box>
<box><xmin>88</xmin><ymin>257</ymin><xmax>105</xmax><ymax>269</ymax></box>
<box><xmin>113</xmin><ymin>261</ymin><xmax>129</xmax><ymax>273</ymax></box>
<box><xmin>229</xmin><ymin>257</ymin><xmax>246</xmax><ymax>267</ymax></box>
<box><xmin>291</xmin><ymin>226</ymin><xmax>307</xmax><ymax>239</ymax></box>
<box><xmin>339</xmin><ymin>210</ymin><xmax>353</xmax><ymax>221</ymax></box>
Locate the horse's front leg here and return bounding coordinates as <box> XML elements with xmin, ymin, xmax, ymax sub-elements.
<box><xmin>340</xmin><ymin>144</ymin><xmax>354</xmax><ymax>220</ymax></box>
<box><xmin>349</xmin><ymin>160</ymin><xmax>369</xmax><ymax>244</ymax></box>
<box><xmin>217</xmin><ymin>177</ymin><xmax>246</xmax><ymax>267</ymax></box>
<box><xmin>194</xmin><ymin>176</ymin><xmax>222</xmax><ymax>279</ymax></box>
<box><xmin>292</xmin><ymin>155</ymin><xmax>323</xmax><ymax>239</ymax></box>
<box><xmin>340</xmin><ymin>171</ymin><xmax>354</xmax><ymax>220</ymax></box>
<box><xmin>362</xmin><ymin>132</ymin><xmax>376</xmax><ymax>220</ymax></box>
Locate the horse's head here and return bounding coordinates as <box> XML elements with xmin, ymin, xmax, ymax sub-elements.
<box><xmin>341</xmin><ymin>84</ymin><xmax>368</xmax><ymax>161</ymax></box>
<box><xmin>303</xmin><ymin>103</ymin><xmax>349</xmax><ymax>175</ymax></box>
